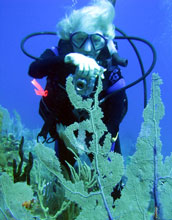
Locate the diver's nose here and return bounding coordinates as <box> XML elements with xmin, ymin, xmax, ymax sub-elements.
<box><xmin>83</xmin><ymin>39</ymin><xmax>92</xmax><ymax>52</ymax></box>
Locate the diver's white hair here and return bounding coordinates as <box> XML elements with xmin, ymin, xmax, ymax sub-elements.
<box><xmin>56</xmin><ymin>0</ymin><xmax>115</xmax><ymax>40</ymax></box>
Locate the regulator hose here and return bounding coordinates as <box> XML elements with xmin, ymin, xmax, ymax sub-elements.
<box><xmin>20</xmin><ymin>28</ymin><xmax>157</xmax><ymax>107</ymax></box>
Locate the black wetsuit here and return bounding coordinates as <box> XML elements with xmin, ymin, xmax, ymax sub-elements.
<box><xmin>28</xmin><ymin>39</ymin><xmax>128</xmax><ymax>167</ymax></box>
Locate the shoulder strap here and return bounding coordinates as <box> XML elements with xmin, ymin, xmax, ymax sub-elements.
<box><xmin>51</xmin><ymin>39</ymin><xmax>73</xmax><ymax>57</ymax></box>
<box><xmin>51</xmin><ymin>46</ymin><xmax>59</xmax><ymax>56</ymax></box>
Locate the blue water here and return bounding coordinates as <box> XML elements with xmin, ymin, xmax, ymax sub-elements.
<box><xmin>0</xmin><ymin>0</ymin><xmax>171</xmax><ymax>157</ymax></box>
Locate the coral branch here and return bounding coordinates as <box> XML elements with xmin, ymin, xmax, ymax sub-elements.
<box><xmin>0</xmin><ymin>208</ymin><xmax>8</xmax><ymax>220</ymax></box>
<box><xmin>151</xmin><ymin>74</ymin><xmax>164</xmax><ymax>220</ymax></box>
<box><xmin>90</xmin><ymin>108</ymin><xmax>114</xmax><ymax>220</ymax></box>
<box><xmin>153</xmin><ymin>144</ymin><xmax>163</xmax><ymax>220</ymax></box>
<box><xmin>13</xmin><ymin>136</ymin><xmax>33</xmax><ymax>185</ymax></box>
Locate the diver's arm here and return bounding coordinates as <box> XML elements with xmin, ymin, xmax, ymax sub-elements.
<box><xmin>28</xmin><ymin>49</ymin><xmax>71</xmax><ymax>78</ymax></box>
<box><xmin>64</xmin><ymin>53</ymin><xmax>105</xmax><ymax>77</ymax></box>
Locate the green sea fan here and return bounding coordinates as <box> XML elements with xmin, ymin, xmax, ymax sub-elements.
<box><xmin>114</xmin><ymin>73</ymin><xmax>172</xmax><ymax>219</ymax></box>
<box><xmin>0</xmin><ymin>173</ymin><xmax>34</xmax><ymax>220</ymax></box>
<box><xmin>0</xmin><ymin>73</ymin><xmax>171</xmax><ymax>220</ymax></box>
<box><xmin>34</xmin><ymin>75</ymin><xmax>124</xmax><ymax>219</ymax></box>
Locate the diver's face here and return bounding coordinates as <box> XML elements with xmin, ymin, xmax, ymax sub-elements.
<box><xmin>70</xmin><ymin>30</ymin><xmax>107</xmax><ymax>59</ymax></box>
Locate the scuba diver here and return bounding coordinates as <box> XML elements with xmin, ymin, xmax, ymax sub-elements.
<box><xmin>28</xmin><ymin>0</ymin><xmax>128</xmax><ymax>169</ymax></box>
<box><xmin>24</xmin><ymin>0</ymin><xmax>156</xmax><ymax>204</ymax></box>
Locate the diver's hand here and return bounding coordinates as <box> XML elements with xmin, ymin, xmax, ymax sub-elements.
<box><xmin>64</xmin><ymin>52</ymin><xmax>105</xmax><ymax>79</ymax></box>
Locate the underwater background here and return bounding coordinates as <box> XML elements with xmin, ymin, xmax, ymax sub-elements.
<box><xmin>0</xmin><ymin>0</ymin><xmax>172</xmax><ymax>158</ymax></box>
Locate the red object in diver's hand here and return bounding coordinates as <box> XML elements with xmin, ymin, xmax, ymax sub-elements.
<box><xmin>31</xmin><ymin>79</ymin><xmax>48</xmax><ymax>97</ymax></box>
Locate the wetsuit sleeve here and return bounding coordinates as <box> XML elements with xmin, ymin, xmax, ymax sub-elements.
<box><xmin>28</xmin><ymin>49</ymin><xmax>68</xmax><ymax>78</ymax></box>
